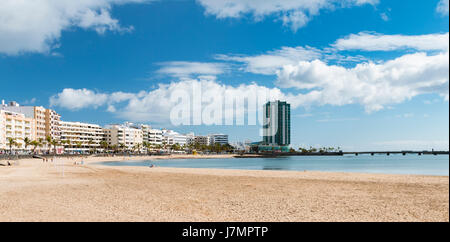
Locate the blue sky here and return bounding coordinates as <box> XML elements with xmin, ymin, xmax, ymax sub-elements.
<box><xmin>0</xmin><ymin>0</ymin><xmax>449</xmax><ymax>151</ymax></box>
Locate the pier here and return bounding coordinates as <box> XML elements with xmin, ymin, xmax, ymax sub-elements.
<box><xmin>342</xmin><ymin>151</ymin><xmax>449</xmax><ymax>156</ymax></box>
<box><xmin>237</xmin><ymin>150</ymin><xmax>449</xmax><ymax>158</ymax></box>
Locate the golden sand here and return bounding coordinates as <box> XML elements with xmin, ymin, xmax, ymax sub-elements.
<box><xmin>0</xmin><ymin>155</ymin><xmax>448</xmax><ymax>222</ymax></box>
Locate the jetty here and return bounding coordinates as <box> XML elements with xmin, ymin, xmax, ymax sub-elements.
<box><xmin>235</xmin><ymin>150</ymin><xmax>449</xmax><ymax>158</ymax></box>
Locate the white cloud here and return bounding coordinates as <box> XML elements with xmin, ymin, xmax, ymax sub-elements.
<box><xmin>196</xmin><ymin>0</ymin><xmax>378</xmax><ymax>31</ymax></box>
<box><xmin>216</xmin><ymin>46</ymin><xmax>322</xmax><ymax>75</ymax></box>
<box><xmin>154</xmin><ymin>32</ymin><xmax>450</xmax><ymax>114</ymax></box>
<box><xmin>51</xmin><ymin>29</ymin><xmax>450</xmax><ymax>121</ymax></box>
<box><xmin>437</xmin><ymin>0</ymin><xmax>449</xmax><ymax>16</ymax></box>
<box><xmin>156</xmin><ymin>61</ymin><xmax>228</xmax><ymax>78</ymax></box>
<box><xmin>51</xmin><ymin>45</ymin><xmax>449</xmax><ymax>121</ymax></box>
<box><xmin>0</xmin><ymin>0</ymin><xmax>152</xmax><ymax>55</ymax></box>
<box><xmin>214</xmin><ymin>33</ymin><xmax>449</xmax><ymax>77</ymax></box>
<box><xmin>380</xmin><ymin>12</ymin><xmax>389</xmax><ymax>21</ymax></box>
<box><xmin>49</xmin><ymin>88</ymin><xmax>110</xmax><ymax>110</ymax></box>
<box><xmin>49</xmin><ymin>78</ymin><xmax>296</xmax><ymax>124</ymax></box>
<box><xmin>333</xmin><ymin>32</ymin><xmax>449</xmax><ymax>51</ymax></box>
<box><xmin>276</xmin><ymin>50</ymin><xmax>449</xmax><ymax>112</ymax></box>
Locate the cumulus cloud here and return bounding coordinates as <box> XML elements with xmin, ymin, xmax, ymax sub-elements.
<box><xmin>333</xmin><ymin>32</ymin><xmax>449</xmax><ymax>51</ymax></box>
<box><xmin>216</xmin><ymin>46</ymin><xmax>322</xmax><ymax>75</ymax></box>
<box><xmin>215</xmin><ymin>33</ymin><xmax>449</xmax><ymax>77</ymax></box>
<box><xmin>0</xmin><ymin>0</ymin><xmax>152</xmax><ymax>55</ymax></box>
<box><xmin>49</xmin><ymin>88</ymin><xmax>110</xmax><ymax>110</ymax></box>
<box><xmin>196</xmin><ymin>0</ymin><xmax>378</xmax><ymax>31</ymax></box>
<box><xmin>50</xmin><ymin>46</ymin><xmax>449</xmax><ymax>121</ymax></box>
<box><xmin>50</xmin><ymin>30</ymin><xmax>450</xmax><ymax>121</ymax></box>
<box><xmin>275</xmin><ymin>50</ymin><xmax>449</xmax><ymax>112</ymax></box>
<box><xmin>156</xmin><ymin>61</ymin><xmax>228</xmax><ymax>78</ymax></box>
<box><xmin>437</xmin><ymin>0</ymin><xmax>449</xmax><ymax>16</ymax></box>
<box><xmin>49</xmin><ymin>78</ymin><xmax>297</xmax><ymax>124</ymax></box>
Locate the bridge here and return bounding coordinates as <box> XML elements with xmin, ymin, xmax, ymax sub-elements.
<box><xmin>342</xmin><ymin>151</ymin><xmax>449</xmax><ymax>156</ymax></box>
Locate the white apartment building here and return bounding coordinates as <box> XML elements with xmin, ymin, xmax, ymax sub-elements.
<box><xmin>162</xmin><ymin>129</ymin><xmax>187</xmax><ymax>146</ymax></box>
<box><xmin>45</xmin><ymin>109</ymin><xmax>61</xmax><ymax>140</ymax></box>
<box><xmin>194</xmin><ymin>135</ymin><xmax>211</xmax><ymax>146</ymax></box>
<box><xmin>208</xmin><ymin>134</ymin><xmax>229</xmax><ymax>145</ymax></box>
<box><xmin>59</xmin><ymin>121</ymin><xmax>105</xmax><ymax>153</ymax></box>
<box><xmin>130</xmin><ymin>123</ymin><xmax>163</xmax><ymax>146</ymax></box>
<box><xmin>1</xmin><ymin>101</ymin><xmax>61</xmax><ymax>141</ymax></box>
<box><xmin>148</xmin><ymin>128</ymin><xmax>163</xmax><ymax>145</ymax></box>
<box><xmin>104</xmin><ymin>124</ymin><xmax>143</xmax><ymax>150</ymax></box>
<box><xmin>0</xmin><ymin>111</ymin><xmax>4</xmax><ymax>150</ymax></box>
<box><xmin>0</xmin><ymin>110</ymin><xmax>36</xmax><ymax>151</ymax></box>
<box><xmin>186</xmin><ymin>133</ymin><xmax>195</xmax><ymax>145</ymax></box>
<box><xmin>139</xmin><ymin>124</ymin><xmax>151</xmax><ymax>144</ymax></box>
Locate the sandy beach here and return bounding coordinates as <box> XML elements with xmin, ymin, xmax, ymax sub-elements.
<box><xmin>0</xmin><ymin>155</ymin><xmax>448</xmax><ymax>222</ymax></box>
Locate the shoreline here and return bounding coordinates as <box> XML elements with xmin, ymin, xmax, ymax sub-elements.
<box><xmin>3</xmin><ymin>154</ymin><xmax>448</xmax><ymax>177</ymax></box>
<box><xmin>1</xmin><ymin>154</ymin><xmax>237</xmax><ymax>166</ymax></box>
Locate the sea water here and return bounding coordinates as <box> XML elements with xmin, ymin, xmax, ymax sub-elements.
<box><xmin>100</xmin><ymin>154</ymin><xmax>449</xmax><ymax>176</ymax></box>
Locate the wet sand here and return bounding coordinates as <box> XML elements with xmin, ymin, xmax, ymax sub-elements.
<box><xmin>0</xmin><ymin>156</ymin><xmax>448</xmax><ymax>222</ymax></box>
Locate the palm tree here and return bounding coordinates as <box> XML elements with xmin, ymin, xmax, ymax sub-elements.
<box><xmin>7</xmin><ymin>137</ymin><xmax>17</xmax><ymax>154</ymax></box>
<box><xmin>142</xmin><ymin>141</ymin><xmax>150</xmax><ymax>154</ymax></box>
<box><xmin>87</xmin><ymin>139</ymin><xmax>95</xmax><ymax>154</ymax></box>
<box><xmin>134</xmin><ymin>143</ymin><xmax>142</xmax><ymax>154</ymax></box>
<box><xmin>66</xmin><ymin>140</ymin><xmax>71</xmax><ymax>153</ymax></box>
<box><xmin>60</xmin><ymin>140</ymin><xmax>70</xmax><ymax>154</ymax></box>
<box><xmin>76</xmin><ymin>141</ymin><xmax>83</xmax><ymax>153</ymax></box>
<box><xmin>119</xmin><ymin>143</ymin><xmax>126</xmax><ymax>153</ymax></box>
<box><xmin>100</xmin><ymin>141</ymin><xmax>109</xmax><ymax>153</ymax></box>
<box><xmin>37</xmin><ymin>138</ymin><xmax>44</xmax><ymax>153</ymax></box>
<box><xmin>45</xmin><ymin>135</ymin><xmax>52</xmax><ymax>152</ymax></box>
<box><xmin>23</xmin><ymin>137</ymin><xmax>32</xmax><ymax>151</ymax></box>
<box><xmin>171</xmin><ymin>143</ymin><xmax>181</xmax><ymax>151</ymax></box>
<box><xmin>50</xmin><ymin>139</ymin><xmax>60</xmax><ymax>154</ymax></box>
<box><xmin>111</xmin><ymin>144</ymin><xmax>118</xmax><ymax>153</ymax></box>
<box><xmin>30</xmin><ymin>140</ymin><xmax>39</xmax><ymax>153</ymax></box>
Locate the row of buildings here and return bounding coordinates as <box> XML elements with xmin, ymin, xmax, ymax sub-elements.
<box><xmin>0</xmin><ymin>101</ymin><xmax>228</xmax><ymax>153</ymax></box>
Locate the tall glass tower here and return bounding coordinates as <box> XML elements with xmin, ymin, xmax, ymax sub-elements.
<box><xmin>263</xmin><ymin>100</ymin><xmax>291</xmax><ymax>146</ymax></box>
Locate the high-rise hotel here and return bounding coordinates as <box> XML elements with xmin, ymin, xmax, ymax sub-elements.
<box><xmin>263</xmin><ymin>100</ymin><xmax>291</xmax><ymax>146</ymax></box>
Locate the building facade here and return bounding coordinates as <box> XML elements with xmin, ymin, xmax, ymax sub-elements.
<box><xmin>263</xmin><ymin>100</ymin><xmax>290</xmax><ymax>146</ymax></box>
<box><xmin>0</xmin><ymin>110</ymin><xmax>36</xmax><ymax>151</ymax></box>
<box><xmin>104</xmin><ymin>124</ymin><xmax>143</xmax><ymax>150</ymax></box>
<box><xmin>208</xmin><ymin>134</ymin><xmax>229</xmax><ymax>145</ymax></box>
<box><xmin>59</xmin><ymin>121</ymin><xmax>104</xmax><ymax>153</ymax></box>
<box><xmin>148</xmin><ymin>128</ymin><xmax>163</xmax><ymax>145</ymax></box>
<box><xmin>135</xmin><ymin>124</ymin><xmax>163</xmax><ymax>146</ymax></box>
<box><xmin>162</xmin><ymin>129</ymin><xmax>187</xmax><ymax>146</ymax></box>
<box><xmin>1</xmin><ymin>101</ymin><xmax>61</xmax><ymax>141</ymax></box>
<box><xmin>45</xmin><ymin>109</ymin><xmax>61</xmax><ymax>140</ymax></box>
<box><xmin>194</xmin><ymin>135</ymin><xmax>210</xmax><ymax>146</ymax></box>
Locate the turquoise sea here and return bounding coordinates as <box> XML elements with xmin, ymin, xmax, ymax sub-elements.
<box><xmin>100</xmin><ymin>154</ymin><xmax>449</xmax><ymax>176</ymax></box>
